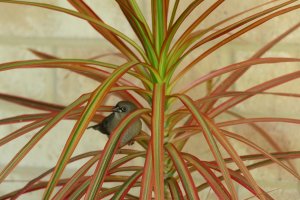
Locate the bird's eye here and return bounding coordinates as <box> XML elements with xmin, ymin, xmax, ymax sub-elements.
<box><xmin>121</xmin><ymin>107</ymin><xmax>127</xmax><ymax>112</ymax></box>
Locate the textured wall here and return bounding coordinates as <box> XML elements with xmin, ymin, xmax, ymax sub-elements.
<box><xmin>0</xmin><ymin>1</ymin><xmax>299</xmax><ymax>199</ymax></box>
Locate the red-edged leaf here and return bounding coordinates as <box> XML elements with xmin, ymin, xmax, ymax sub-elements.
<box><xmin>200</xmin><ymin>162</ymin><xmax>274</xmax><ymax>199</ymax></box>
<box><xmin>43</xmin><ymin>62</ymin><xmax>139</xmax><ymax>198</ymax></box>
<box><xmin>179</xmin><ymin>57</ymin><xmax>300</xmax><ymax>94</ymax></box>
<box><xmin>202</xmin><ymin>21</ymin><xmax>300</xmax><ymax>112</ymax></box>
<box><xmin>84</xmin><ymin>108</ymin><xmax>149</xmax><ymax>199</ymax></box>
<box><xmin>218</xmin><ymin>117</ymin><xmax>300</xmax><ymax>127</ymax></box>
<box><xmin>186</xmin><ymin>0</ymin><xmax>297</xmax><ymax>52</ymax></box>
<box><xmin>140</xmin><ymin>144</ymin><xmax>154</xmax><ymax>200</ymax></box>
<box><xmin>152</xmin><ymin>0</ymin><xmax>167</xmax><ymax>53</ymax></box>
<box><xmin>209</xmin><ymin>70</ymin><xmax>300</xmax><ymax>117</ymax></box>
<box><xmin>221</xmin><ymin>129</ymin><xmax>300</xmax><ymax>179</ymax></box>
<box><xmin>109</xmin><ymin>166</ymin><xmax>143</xmax><ymax>174</ymax></box>
<box><xmin>0</xmin><ymin>178</ymin><xmax>87</xmax><ymax>200</ymax></box>
<box><xmin>172</xmin><ymin>0</ymin><xmax>224</xmax><ymax>52</ymax></box>
<box><xmin>165</xmin><ymin>143</ymin><xmax>200</xmax><ymax>200</ymax></box>
<box><xmin>168</xmin><ymin>0</ymin><xmax>179</xmax><ymax>28</ymax></box>
<box><xmin>203</xmin><ymin>116</ymin><xmax>267</xmax><ymax>199</ymax></box>
<box><xmin>162</xmin><ymin>0</ymin><xmax>205</xmax><ymax>56</ymax></box>
<box><xmin>0</xmin><ymin>118</ymin><xmax>49</xmax><ymax>147</ymax></box>
<box><xmin>0</xmin><ymin>0</ymin><xmax>146</xmax><ymax>59</ymax></box>
<box><xmin>172</xmin><ymin>4</ymin><xmax>300</xmax><ymax>84</ymax></box>
<box><xmin>166</xmin><ymin>177</ymin><xmax>184</xmax><ymax>200</ymax></box>
<box><xmin>0</xmin><ymin>93</ymin><xmax>64</xmax><ymax>111</ymax></box>
<box><xmin>108</xmin><ymin>151</ymin><xmax>146</xmax><ymax>172</ymax></box>
<box><xmin>151</xmin><ymin>83</ymin><xmax>165</xmax><ymax>200</ymax></box>
<box><xmin>53</xmin><ymin>155</ymin><xmax>100</xmax><ymax>200</ymax></box>
<box><xmin>0</xmin><ymin>94</ymin><xmax>89</xmax><ymax>183</ymax></box>
<box><xmin>111</xmin><ymin>170</ymin><xmax>143</xmax><ymax>199</ymax></box>
<box><xmin>226</xmin><ymin>110</ymin><xmax>300</xmax><ymax>177</ymax></box>
<box><xmin>9</xmin><ymin>151</ymin><xmax>101</xmax><ymax>200</ymax></box>
<box><xmin>67</xmin><ymin>0</ymin><xmax>138</xmax><ymax>61</ymax></box>
<box><xmin>183</xmin><ymin>153</ymin><xmax>231</xmax><ymax>199</ymax></box>
<box><xmin>0</xmin><ymin>113</ymin><xmax>52</xmax><ymax>125</ymax></box>
<box><xmin>173</xmin><ymin>94</ymin><xmax>238</xmax><ymax>199</ymax></box>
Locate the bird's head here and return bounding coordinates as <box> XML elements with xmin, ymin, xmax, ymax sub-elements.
<box><xmin>112</xmin><ymin>101</ymin><xmax>137</xmax><ymax>115</ymax></box>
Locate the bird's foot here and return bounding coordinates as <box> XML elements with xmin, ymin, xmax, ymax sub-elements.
<box><xmin>128</xmin><ymin>140</ymin><xmax>135</xmax><ymax>146</ymax></box>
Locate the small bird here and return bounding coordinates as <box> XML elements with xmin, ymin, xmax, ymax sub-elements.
<box><xmin>88</xmin><ymin>101</ymin><xmax>142</xmax><ymax>147</ymax></box>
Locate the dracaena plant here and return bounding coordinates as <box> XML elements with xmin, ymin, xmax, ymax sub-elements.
<box><xmin>0</xmin><ymin>0</ymin><xmax>300</xmax><ymax>199</ymax></box>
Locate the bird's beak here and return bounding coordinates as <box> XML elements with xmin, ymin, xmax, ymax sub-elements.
<box><xmin>112</xmin><ymin>106</ymin><xmax>122</xmax><ymax>113</ymax></box>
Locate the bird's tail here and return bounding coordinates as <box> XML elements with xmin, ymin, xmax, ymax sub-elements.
<box><xmin>87</xmin><ymin>124</ymin><xmax>99</xmax><ymax>130</ymax></box>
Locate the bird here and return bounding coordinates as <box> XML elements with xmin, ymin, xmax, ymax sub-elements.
<box><xmin>88</xmin><ymin>101</ymin><xmax>142</xmax><ymax>147</ymax></box>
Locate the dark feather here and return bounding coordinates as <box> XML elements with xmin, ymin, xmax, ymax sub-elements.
<box><xmin>88</xmin><ymin>113</ymin><xmax>114</xmax><ymax>136</ymax></box>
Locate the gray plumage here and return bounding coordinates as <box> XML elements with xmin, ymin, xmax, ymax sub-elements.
<box><xmin>88</xmin><ymin>101</ymin><xmax>142</xmax><ymax>147</ymax></box>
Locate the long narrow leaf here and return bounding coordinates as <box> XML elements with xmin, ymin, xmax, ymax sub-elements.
<box><xmin>53</xmin><ymin>155</ymin><xmax>100</xmax><ymax>200</ymax></box>
<box><xmin>84</xmin><ymin>108</ymin><xmax>149</xmax><ymax>199</ymax></box>
<box><xmin>172</xmin><ymin>4</ymin><xmax>300</xmax><ymax>84</ymax></box>
<box><xmin>111</xmin><ymin>170</ymin><xmax>143</xmax><ymax>199</ymax></box>
<box><xmin>0</xmin><ymin>0</ymin><xmax>146</xmax><ymax>59</ymax></box>
<box><xmin>173</xmin><ymin>94</ymin><xmax>238</xmax><ymax>199</ymax></box>
<box><xmin>165</xmin><ymin>143</ymin><xmax>200</xmax><ymax>200</ymax></box>
<box><xmin>67</xmin><ymin>0</ymin><xmax>138</xmax><ymax>61</ymax></box>
<box><xmin>209</xmin><ymin>70</ymin><xmax>300</xmax><ymax>117</ymax></box>
<box><xmin>226</xmin><ymin>110</ymin><xmax>300</xmax><ymax>177</ymax></box>
<box><xmin>221</xmin><ymin>129</ymin><xmax>300</xmax><ymax>179</ymax></box>
<box><xmin>183</xmin><ymin>153</ymin><xmax>231</xmax><ymax>199</ymax></box>
<box><xmin>0</xmin><ymin>94</ymin><xmax>89</xmax><ymax>183</ymax></box>
<box><xmin>0</xmin><ymin>93</ymin><xmax>64</xmax><ymax>111</ymax></box>
<box><xmin>140</xmin><ymin>144</ymin><xmax>154</xmax><ymax>200</ymax></box>
<box><xmin>166</xmin><ymin>177</ymin><xmax>184</xmax><ymax>200</ymax></box>
<box><xmin>198</xmin><ymin>162</ymin><xmax>273</xmax><ymax>199</ymax></box>
<box><xmin>185</xmin><ymin>0</ymin><xmax>297</xmax><ymax>53</ymax></box>
<box><xmin>179</xmin><ymin>57</ymin><xmax>300</xmax><ymax>94</ymax></box>
<box><xmin>204</xmin><ymin>116</ymin><xmax>267</xmax><ymax>199</ymax></box>
<box><xmin>201</xmin><ymin>21</ymin><xmax>300</xmax><ymax>112</ymax></box>
<box><xmin>43</xmin><ymin>62</ymin><xmax>138</xmax><ymax>199</ymax></box>
<box><xmin>0</xmin><ymin>113</ymin><xmax>51</xmax><ymax>125</ymax></box>
<box><xmin>117</xmin><ymin>0</ymin><xmax>157</xmax><ymax>66</ymax></box>
<box><xmin>151</xmin><ymin>83</ymin><xmax>165</xmax><ymax>199</ymax></box>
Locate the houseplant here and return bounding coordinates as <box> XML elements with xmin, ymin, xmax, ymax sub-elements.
<box><xmin>0</xmin><ymin>0</ymin><xmax>300</xmax><ymax>199</ymax></box>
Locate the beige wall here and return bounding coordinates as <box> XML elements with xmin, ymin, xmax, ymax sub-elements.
<box><xmin>0</xmin><ymin>1</ymin><xmax>299</xmax><ymax>199</ymax></box>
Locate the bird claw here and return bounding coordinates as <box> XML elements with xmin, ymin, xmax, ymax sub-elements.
<box><xmin>128</xmin><ymin>140</ymin><xmax>135</xmax><ymax>146</ymax></box>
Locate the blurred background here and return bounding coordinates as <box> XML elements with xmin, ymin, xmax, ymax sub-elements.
<box><xmin>0</xmin><ymin>0</ymin><xmax>299</xmax><ymax>199</ymax></box>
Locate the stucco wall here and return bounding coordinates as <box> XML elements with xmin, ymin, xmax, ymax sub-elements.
<box><xmin>0</xmin><ymin>1</ymin><xmax>299</xmax><ymax>199</ymax></box>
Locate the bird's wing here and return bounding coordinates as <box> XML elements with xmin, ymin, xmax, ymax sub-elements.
<box><xmin>99</xmin><ymin>113</ymin><xmax>114</xmax><ymax>135</ymax></box>
<box><xmin>88</xmin><ymin>113</ymin><xmax>114</xmax><ymax>136</ymax></box>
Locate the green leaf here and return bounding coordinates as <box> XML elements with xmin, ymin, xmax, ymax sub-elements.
<box><xmin>221</xmin><ymin>129</ymin><xmax>300</xmax><ymax>180</ymax></box>
<box><xmin>204</xmin><ymin>117</ymin><xmax>267</xmax><ymax>199</ymax></box>
<box><xmin>209</xmin><ymin>70</ymin><xmax>300</xmax><ymax>117</ymax></box>
<box><xmin>165</xmin><ymin>143</ymin><xmax>199</xmax><ymax>200</ymax></box>
<box><xmin>173</xmin><ymin>94</ymin><xmax>238</xmax><ymax>199</ymax></box>
<box><xmin>140</xmin><ymin>144</ymin><xmax>154</xmax><ymax>199</ymax></box>
<box><xmin>166</xmin><ymin>177</ymin><xmax>184</xmax><ymax>200</ymax></box>
<box><xmin>111</xmin><ymin>170</ymin><xmax>143</xmax><ymax>199</ymax></box>
<box><xmin>53</xmin><ymin>155</ymin><xmax>100</xmax><ymax>199</ymax></box>
<box><xmin>67</xmin><ymin>0</ymin><xmax>138</xmax><ymax>61</ymax></box>
<box><xmin>117</xmin><ymin>0</ymin><xmax>157</xmax><ymax>66</ymax></box>
<box><xmin>0</xmin><ymin>0</ymin><xmax>146</xmax><ymax>60</ymax></box>
<box><xmin>202</xmin><ymin>21</ymin><xmax>300</xmax><ymax>112</ymax></box>
<box><xmin>42</xmin><ymin>62</ymin><xmax>138</xmax><ymax>199</ymax></box>
<box><xmin>151</xmin><ymin>83</ymin><xmax>165</xmax><ymax>199</ymax></box>
<box><xmin>178</xmin><ymin>57</ymin><xmax>300</xmax><ymax>94</ymax></box>
<box><xmin>0</xmin><ymin>92</ymin><xmax>64</xmax><ymax>111</ymax></box>
<box><xmin>0</xmin><ymin>118</ymin><xmax>48</xmax><ymax>146</ymax></box>
<box><xmin>171</xmin><ymin>3</ymin><xmax>300</xmax><ymax>85</ymax></box>
<box><xmin>184</xmin><ymin>153</ymin><xmax>231</xmax><ymax>199</ymax></box>
<box><xmin>0</xmin><ymin>94</ymin><xmax>89</xmax><ymax>183</ymax></box>
<box><xmin>152</xmin><ymin>0</ymin><xmax>167</xmax><ymax>53</ymax></box>
<box><xmin>84</xmin><ymin>108</ymin><xmax>149</xmax><ymax>199</ymax></box>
